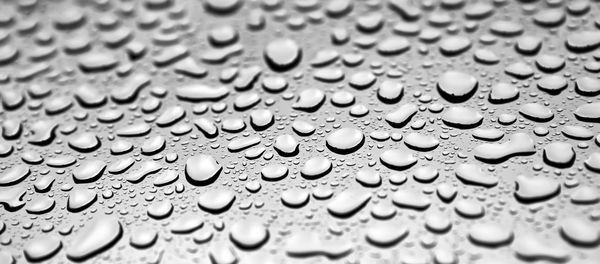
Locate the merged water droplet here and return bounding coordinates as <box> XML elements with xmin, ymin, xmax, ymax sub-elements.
<box><xmin>66</xmin><ymin>216</ymin><xmax>122</xmax><ymax>261</ymax></box>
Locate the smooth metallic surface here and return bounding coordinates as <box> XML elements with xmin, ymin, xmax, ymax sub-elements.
<box><xmin>0</xmin><ymin>0</ymin><xmax>600</xmax><ymax>263</ymax></box>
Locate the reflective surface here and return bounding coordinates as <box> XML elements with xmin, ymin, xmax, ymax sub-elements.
<box><xmin>0</xmin><ymin>0</ymin><xmax>600</xmax><ymax>263</ymax></box>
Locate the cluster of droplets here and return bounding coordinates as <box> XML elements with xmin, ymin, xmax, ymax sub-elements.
<box><xmin>0</xmin><ymin>0</ymin><xmax>600</xmax><ymax>263</ymax></box>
